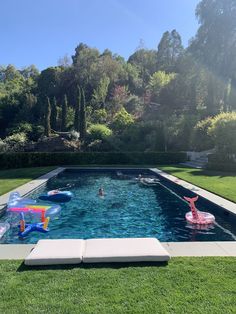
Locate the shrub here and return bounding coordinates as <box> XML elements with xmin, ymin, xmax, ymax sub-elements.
<box><xmin>191</xmin><ymin>117</ymin><xmax>214</xmax><ymax>151</ymax></box>
<box><xmin>6</xmin><ymin>123</ymin><xmax>44</xmax><ymax>142</ymax></box>
<box><xmin>92</xmin><ymin>109</ymin><xmax>107</xmax><ymax>124</ymax></box>
<box><xmin>208</xmin><ymin>112</ymin><xmax>236</xmax><ymax>154</ymax></box>
<box><xmin>0</xmin><ymin>139</ymin><xmax>9</xmax><ymax>152</ymax></box>
<box><xmin>88</xmin><ymin>124</ymin><xmax>113</xmax><ymax>141</ymax></box>
<box><xmin>30</xmin><ymin>125</ymin><xmax>45</xmax><ymax>141</ymax></box>
<box><xmin>207</xmin><ymin>153</ymin><xmax>236</xmax><ymax>172</ymax></box>
<box><xmin>6</xmin><ymin>122</ymin><xmax>33</xmax><ymax>136</ymax></box>
<box><xmin>0</xmin><ymin>152</ymin><xmax>187</xmax><ymax>169</ymax></box>
<box><xmin>112</xmin><ymin>108</ymin><xmax>134</xmax><ymax>131</ymax></box>
<box><xmin>5</xmin><ymin>132</ymin><xmax>28</xmax><ymax>144</ymax></box>
<box><xmin>120</xmin><ymin>121</ymin><xmax>165</xmax><ymax>151</ymax></box>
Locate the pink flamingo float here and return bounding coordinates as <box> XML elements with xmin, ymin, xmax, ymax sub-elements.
<box><xmin>184</xmin><ymin>196</ymin><xmax>215</xmax><ymax>225</ymax></box>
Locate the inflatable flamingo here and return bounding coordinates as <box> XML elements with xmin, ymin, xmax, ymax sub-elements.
<box><xmin>184</xmin><ymin>196</ymin><xmax>215</xmax><ymax>225</ymax></box>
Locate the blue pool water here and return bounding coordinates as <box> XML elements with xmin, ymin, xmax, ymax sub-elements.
<box><xmin>1</xmin><ymin>169</ymin><xmax>236</xmax><ymax>243</ymax></box>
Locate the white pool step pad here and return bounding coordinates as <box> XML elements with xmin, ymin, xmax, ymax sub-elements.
<box><xmin>83</xmin><ymin>238</ymin><xmax>170</xmax><ymax>263</ymax></box>
<box><xmin>25</xmin><ymin>238</ymin><xmax>170</xmax><ymax>266</ymax></box>
<box><xmin>25</xmin><ymin>239</ymin><xmax>85</xmax><ymax>266</ymax></box>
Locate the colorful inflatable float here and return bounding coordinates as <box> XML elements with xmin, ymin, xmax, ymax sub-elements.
<box><xmin>140</xmin><ymin>178</ymin><xmax>160</xmax><ymax>186</ymax></box>
<box><xmin>39</xmin><ymin>190</ymin><xmax>73</xmax><ymax>203</ymax></box>
<box><xmin>184</xmin><ymin>196</ymin><xmax>215</xmax><ymax>225</ymax></box>
<box><xmin>18</xmin><ymin>212</ymin><xmax>50</xmax><ymax>238</ymax></box>
<box><xmin>7</xmin><ymin>192</ymin><xmax>61</xmax><ymax>218</ymax></box>
<box><xmin>0</xmin><ymin>222</ymin><xmax>10</xmax><ymax>239</ymax></box>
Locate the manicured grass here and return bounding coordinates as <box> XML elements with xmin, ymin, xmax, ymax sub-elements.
<box><xmin>158</xmin><ymin>165</ymin><xmax>236</xmax><ymax>203</ymax></box>
<box><xmin>0</xmin><ymin>167</ymin><xmax>56</xmax><ymax>196</ymax></box>
<box><xmin>0</xmin><ymin>258</ymin><xmax>235</xmax><ymax>313</ymax></box>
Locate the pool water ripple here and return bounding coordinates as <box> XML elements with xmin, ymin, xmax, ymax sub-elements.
<box><xmin>1</xmin><ymin>170</ymin><xmax>236</xmax><ymax>243</ymax></box>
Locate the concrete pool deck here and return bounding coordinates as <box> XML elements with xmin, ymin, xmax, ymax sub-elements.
<box><xmin>0</xmin><ymin>167</ymin><xmax>65</xmax><ymax>215</ymax></box>
<box><xmin>0</xmin><ymin>242</ymin><xmax>236</xmax><ymax>259</ymax></box>
<box><xmin>0</xmin><ymin>166</ymin><xmax>236</xmax><ymax>258</ymax></box>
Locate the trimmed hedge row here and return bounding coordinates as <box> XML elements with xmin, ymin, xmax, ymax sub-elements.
<box><xmin>0</xmin><ymin>152</ymin><xmax>187</xmax><ymax>169</ymax></box>
<box><xmin>207</xmin><ymin>153</ymin><xmax>236</xmax><ymax>172</ymax></box>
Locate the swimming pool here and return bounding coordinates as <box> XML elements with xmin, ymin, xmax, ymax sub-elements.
<box><xmin>1</xmin><ymin>169</ymin><xmax>236</xmax><ymax>243</ymax></box>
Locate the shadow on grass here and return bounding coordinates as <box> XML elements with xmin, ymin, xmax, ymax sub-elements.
<box><xmin>17</xmin><ymin>261</ymin><xmax>169</xmax><ymax>272</ymax></box>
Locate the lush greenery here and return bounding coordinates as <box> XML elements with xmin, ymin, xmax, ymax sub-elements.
<box><xmin>0</xmin><ymin>152</ymin><xmax>186</xmax><ymax>169</ymax></box>
<box><xmin>0</xmin><ymin>258</ymin><xmax>235</xmax><ymax>313</ymax></box>
<box><xmin>207</xmin><ymin>153</ymin><xmax>236</xmax><ymax>172</ymax></box>
<box><xmin>158</xmin><ymin>165</ymin><xmax>236</xmax><ymax>203</ymax></box>
<box><xmin>0</xmin><ymin>167</ymin><xmax>55</xmax><ymax>196</ymax></box>
<box><xmin>0</xmin><ymin>0</ymin><xmax>235</xmax><ymax>155</ymax></box>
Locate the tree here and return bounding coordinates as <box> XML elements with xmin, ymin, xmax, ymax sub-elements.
<box><xmin>61</xmin><ymin>94</ymin><xmax>68</xmax><ymax>131</ymax></box>
<box><xmin>79</xmin><ymin>88</ymin><xmax>87</xmax><ymax>140</ymax></box>
<box><xmin>51</xmin><ymin>97</ymin><xmax>58</xmax><ymax>130</ymax></box>
<box><xmin>157</xmin><ymin>30</ymin><xmax>183</xmax><ymax>72</ymax></box>
<box><xmin>148</xmin><ymin>71</ymin><xmax>176</xmax><ymax>104</ymax></box>
<box><xmin>74</xmin><ymin>86</ymin><xmax>81</xmax><ymax>132</ymax></box>
<box><xmin>128</xmin><ymin>48</ymin><xmax>158</xmax><ymax>97</ymax></box>
<box><xmin>45</xmin><ymin>97</ymin><xmax>51</xmax><ymax>137</ymax></box>
<box><xmin>111</xmin><ymin>85</ymin><xmax>130</xmax><ymax>114</ymax></box>
<box><xmin>91</xmin><ymin>76</ymin><xmax>110</xmax><ymax>110</ymax></box>
<box><xmin>189</xmin><ymin>0</ymin><xmax>236</xmax><ymax>112</ymax></box>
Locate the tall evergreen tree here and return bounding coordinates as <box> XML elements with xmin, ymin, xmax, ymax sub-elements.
<box><xmin>157</xmin><ymin>30</ymin><xmax>183</xmax><ymax>72</ymax></box>
<box><xmin>45</xmin><ymin>97</ymin><xmax>51</xmax><ymax>137</ymax></box>
<box><xmin>189</xmin><ymin>0</ymin><xmax>236</xmax><ymax>112</ymax></box>
<box><xmin>51</xmin><ymin>96</ymin><xmax>58</xmax><ymax>130</ymax></box>
<box><xmin>79</xmin><ymin>88</ymin><xmax>87</xmax><ymax>140</ymax></box>
<box><xmin>61</xmin><ymin>94</ymin><xmax>68</xmax><ymax>131</ymax></box>
<box><xmin>74</xmin><ymin>86</ymin><xmax>81</xmax><ymax>132</ymax></box>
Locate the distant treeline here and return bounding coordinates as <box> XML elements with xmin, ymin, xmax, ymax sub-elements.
<box><xmin>0</xmin><ymin>0</ymin><xmax>235</xmax><ymax>154</ymax></box>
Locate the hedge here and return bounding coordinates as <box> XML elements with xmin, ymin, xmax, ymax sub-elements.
<box><xmin>0</xmin><ymin>152</ymin><xmax>187</xmax><ymax>169</ymax></box>
<box><xmin>207</xmin><ymin>153</ymin><xmax>236</xmax><ymax>172</ymax></box>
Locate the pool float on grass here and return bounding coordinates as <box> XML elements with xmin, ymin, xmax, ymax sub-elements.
<box><xmin>184</xmin><ymin>196</ymin><xmax>215</xmax><ymax>225</ymax></box>
<box><xmin>0</xmin><ymin>222</ymin><xmax>10</xmax><ymax>239</ymax></box>
<box><xmin>38</xmin><ymin>190</ymin><xmax>73</xmax><ymax>203</ymax></box>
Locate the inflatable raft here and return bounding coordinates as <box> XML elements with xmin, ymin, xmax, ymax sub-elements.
<box><xmin>39</xmin><ymin>190</ymin><xmax>73</xmax><ymax>203</ymax></box>
<box><xmin>184</xmin><ymin>196</ymin><xmax>215</xmax><ymax>225</ymax></box>
<box><xmin>7</xmin><ymin>192</ymin><xmax>61</xmax><ymax>217</ymax></box>
<box><xmin>0</xmin><ymin>222</ymin><xmax>10</xmax><ymax>239</ymax></box>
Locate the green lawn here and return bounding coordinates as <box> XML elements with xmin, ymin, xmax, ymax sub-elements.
<box><xmin>0</xmin><ymin>167</ymin><xmax>56</xmax><ymax>196</ymax></box>
<box><xmin>0</xmin><ymin>258</ymin><xmax>235</xmax><ymax>314</ymax></box>
<box><xmin>158</xmin><ymin>165</ymin><xmax>236</xmax><ymax>203</ymax></box>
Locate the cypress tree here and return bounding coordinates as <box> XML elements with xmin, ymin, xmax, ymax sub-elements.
<box><xmin>61</xmin><ymin>94</ymin><xmax>68</xmax><ymax>131</ymax></box>
<box><xmin>79</xmin><ymin>88</ymin><xmax>87</xmax><ymax>140</ymax></box>
<box><xmin>51</xmin><ymin>96</ymin><xmax>58</xmax><ymax>130</ymax></box>
<box><xmin>45</xmin><ymin>97</ymin><xmax>51</xmax><ymax>137</ymax></box>
<box><xmin>74</xmin><ymin>86</ymin><xmax>81</xmax><ymax>132</ymax></box>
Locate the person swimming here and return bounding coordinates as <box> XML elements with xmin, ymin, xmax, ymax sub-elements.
<box><xmin>98</xmin><ymin>187</ymin><xmax>105</xmax><ymax>197</ymax></box>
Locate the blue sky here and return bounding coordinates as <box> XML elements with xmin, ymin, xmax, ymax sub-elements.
<box><xmin>1</xmin><ymin>0</ymin><xmax>200</xmax><ymax>70</ymax></box>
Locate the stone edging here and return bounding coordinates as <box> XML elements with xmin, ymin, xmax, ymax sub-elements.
<box><xmin>0</xmin><ymin>167</ymin><xmax>65</xmax><ymax>215</ymax></box>
<box><xmin>151</xmin><ymin>168</ymin><xmax>236</xmax><ymax>216</ymax></box>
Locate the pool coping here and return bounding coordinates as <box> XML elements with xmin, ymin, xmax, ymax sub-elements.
<box><xmin>0</xmin><ymin>242</ymin><xmax>235</xmax><ymax>259</ymax></box>
<box><xmin>0</xmin><ymin>166</ymin><xmax>236</xmax><ymax>258</ymax></box>
<box><xmin>150</xmin><ymin>168</ymin><xmax>236</xmax><ymax>217</ymax></box>
<box><xmin>0</xmin><ymin>167</ymin><xmax>65</xmax><ymax>215</ymax></box>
